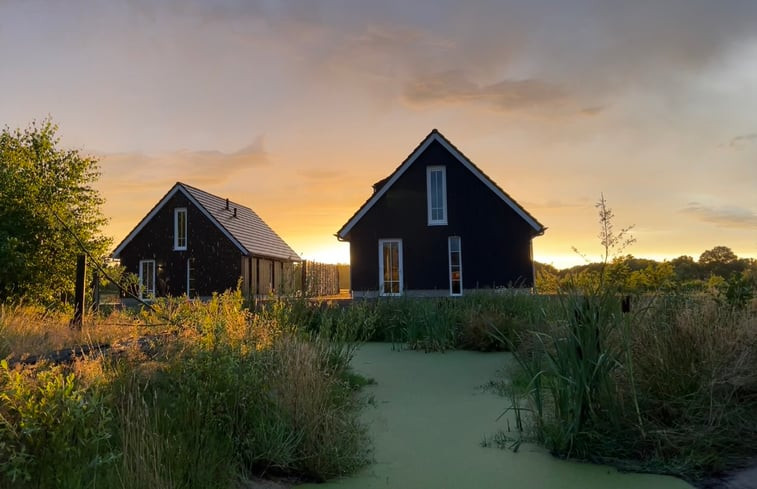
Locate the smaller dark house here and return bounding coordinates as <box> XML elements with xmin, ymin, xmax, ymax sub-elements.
<box><xmin>113</xmin><ymin>182</ymin><xmax>300</xmax><ymax>299</ymax></box>
<box><xmin>337</xmin><ymin>129</ymin><xmax>545</xmax><ymax>297</ymax></box>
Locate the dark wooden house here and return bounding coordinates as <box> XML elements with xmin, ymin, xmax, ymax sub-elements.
<box><xmin>337</xmin><ymin>129</ymin><xmax>545</xmax><ymax>297</ymax></box>
<box><xmin>113</xmin><ymin>182</ymin><xmax>300</xmax><ymax>299</ymax></box>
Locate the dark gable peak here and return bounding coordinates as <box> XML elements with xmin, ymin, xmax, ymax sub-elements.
<box><xmin>337</xmin><ymin>129</ymin><xmax>544</xmax><ymax>239</ymax></box>
<box><xmin>113</xmin><ymin>182</ymin><xmax>299</xmax><ymax>261</ymax></box>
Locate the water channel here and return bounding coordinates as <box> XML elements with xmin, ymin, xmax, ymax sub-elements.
<box><xmin>298</xmin><ymin>343</ymin><xmax>693</xmax><ymax>489</ymax></box>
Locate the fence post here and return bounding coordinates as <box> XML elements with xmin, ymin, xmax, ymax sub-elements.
<box><xmin>72</xmin><ymin>254</ymin><xmax>86</xmax><ymax>329</ymax></box>
<box><xmin>92</xmin><ymin>270</ymin><xmax>100</xmax><ymax>314</ymax></box>
<box><xmin>301</xmin><ymin>260</ymin><xmax>308</xmax><ymax>296</ymax></box>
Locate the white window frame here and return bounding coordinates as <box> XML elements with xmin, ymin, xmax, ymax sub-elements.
<box><xmin>174</xmin><ymin>208</ymin><xmax>187</xmax><ymax>250</ymax></box>
<box><xmin>139</xmin><ymin>259</ymin><xmax>156</xmax><ymax>300</ymax></box>
<box><xmin>448</xmin><ymin>236</ymin><xmax>463</xmax><ymax>296</ymax></box>
<box><xmin>426</xmin><ymin>166</ymin><xmax>448</xmax><ymax>226</ymax></box>
<box><xmin>186</xmin><ymin>258</ymin><xmax>193</xmax><ymax>297</ymax></box>
<box><xmin>378</xmin><ymin>239</ymin><xmax>403</xmax><ymax>296</ymax></box>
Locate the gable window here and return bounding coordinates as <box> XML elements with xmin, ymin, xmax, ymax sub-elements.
<box><xmin>448</xmin><ymin>236</ymin><xmax>462</xmax><ymax>296</ymax></box>
<box><xmin>174</xmin><ymin>208</ymin><xmax>187</xmax><ymax>250</ymax></box>
<box><xmin>426</xmin><ymin>166</ymin><xmax>447</xmax><ymax>225</ymax></box>
<box><xmin>139</xmin><ymin>260</ymin><xmax>156</xmax><ymax>299</ymax></box>
<box><xmin>379</xmin><ymin>239</ymin><xmax>403</xmax><ymax>296</ymax></box>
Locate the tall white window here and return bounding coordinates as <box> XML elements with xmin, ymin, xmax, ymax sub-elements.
<box><xmin>448</xmin><ymin>236</ymin><xmax>462</xmax><ymax>296</ymax></box>
<box><xmin>186</xmin><ymin>258</ymin><xmax>195</xmax><ymax>297</ymax></box>
<box><xmin>139</xmin><ymin>260</ymin><xmax>156</xmax><ymax>299</ymax></box>
<box><xmin>427</xmin><ymin>166</ymin><xmax>447</xmax><ymax>225</ymax></box>
<box><xmin>379</xmin><ymin>239</ymin><xmax>403</xmax><ymax>296</ymax></box>
<box><xmin>174</xmin><ymin>208</ymin><xmax>187</xmax><ymax>250</ymax></box>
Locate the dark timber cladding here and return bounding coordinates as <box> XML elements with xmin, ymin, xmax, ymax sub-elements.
<box><xmin>116</xmin><ymin>190</ymin><xmax>243</xmax><ymax>297</ymax></box>
<box><xmin>112</xmin><ymin>182</ymin><xmax>300</xmax><ymax>298</ymax></box>
<box><xmin>337</xmin><ymin>129</ymin><xmax>544</xmax><ymax>295</ymax></box>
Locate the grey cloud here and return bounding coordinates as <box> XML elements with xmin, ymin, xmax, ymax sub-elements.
<box><xmin>680</xmin><ymin>202</ymin><xmax>757</xmax><ymax>229</ymax></box>
<box><xmin>404</xmin><ymin>70</ymin><xmax>568</xmax><ymax>112</ymax></box>
<box><xmin>580</xmin><ymin>107</ymin><xmax>605</xmax><ymax>116</ymax></box>
<box><xmin>316</xmin><ymin>2</ymin><xmax>757</xmax><ymax>115</ymax></box>
<box><xmin>99</xmin><ymin>136</ymin><xmax>268</xmax><ymax>189</ymax></box>
<box><xmin>115</xmin><ymin>1</ymin><xmax>757</xmax><ymax>110</ymax></box>
<box><xmin>729</xmin><ymin>133</ymin><xmax>757</xmax><ymax>148</ymax></box>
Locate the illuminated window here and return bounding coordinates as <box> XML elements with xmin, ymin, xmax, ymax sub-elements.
<box><xmin>427</xmin><ymin>166</ymin><xmax>447</xmax><ymax>225</ymax></box>
<box><xmin>174</xmin><ymin>208</ymin><xmax>187</xmax><ymax>250</ymax></box>
<box><xmin>379</xmin><ymin>239</ymin><xmax>403</xmax><ymax>296</ymax></box>
<box><xmin>449</xmin><ymin>236</ymin><xmax>462</xmax><ymax>296</ymax></box>
<box><xmin>139</xmin><ymin>260</ymin><xmax>155</xmax><ymax>299</ymax></box>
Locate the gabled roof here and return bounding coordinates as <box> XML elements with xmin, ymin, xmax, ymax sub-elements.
<box><xmin>337</xmin><ymin>129</ymin><xmax>545</xmax><ymax>239</ymax></box>
<box><xmin>112</xmin><ymin>182</ymin><xmax>300</xmax><ymax>261</ymax></box>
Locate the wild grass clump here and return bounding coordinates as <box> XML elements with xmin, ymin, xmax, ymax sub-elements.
<box><xmin>506</xmin><ymin>195</ymin><xmax>757</xmax><ymax>481</ymax></box>
<box><xmin>291</xmin><ymin>291</ymin><xmax>553</xmax><ymax>353</ymax></box>
<box><xmin>0</xmin><ymin>290</ymin><xmax>371</xmax><ymax>489</ymax></box>
<box><xmin>370</xmin><ymin>297</ymin><xmax>459</xmax><ymax>351</ymax></box>
<box><xmin>509</xmin><ymin>289</ymin><xmax>757</xmax><ymax>480</ymax></box>
<box><xmin>0</xmin><ymin>302</ymin><xmax>153</xmax><ymax>360</ymax></box>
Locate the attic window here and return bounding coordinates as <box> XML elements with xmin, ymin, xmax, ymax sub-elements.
<box><xmin>426</xmin><ymin>166</ymin><xmax>447</xmax><ymax>225</ymax></box>
<box><xmin>174</xmin><ymin>208</ymin><xmax>187</xmax><ymax>250</ymax></box>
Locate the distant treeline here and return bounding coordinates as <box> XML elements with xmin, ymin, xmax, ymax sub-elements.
<box><xmin>536</xmin><ymin>245</ymin><xmax>757</xmax><ymax>295</ymax></box>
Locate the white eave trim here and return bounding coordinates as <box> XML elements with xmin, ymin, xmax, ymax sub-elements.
<box><xmin>337</xmin><ymin>132</ymin><xmax>544</xmax><ymax>239</ymax></box>
<box><xmin>112</xmin><ymin>183</ymin><xmax>249</xmax><ymax>257</ymax></box>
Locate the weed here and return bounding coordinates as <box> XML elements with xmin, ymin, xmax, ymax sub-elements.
<box><xmin>0</xmin><ymin>290</ymin><xmax>372</xmax><ymax>488</ymax></box>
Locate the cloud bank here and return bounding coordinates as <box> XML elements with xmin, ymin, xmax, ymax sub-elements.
<box><xmin>681</xmin><ymin>202</ymin><xmax>757</xmax><ymax>229</ymax></box>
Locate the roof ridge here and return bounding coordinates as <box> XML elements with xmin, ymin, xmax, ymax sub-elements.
<box><xmin>178</xmin><ymin>182</ymin><xmax>254</xmax><ymax>212</ymax></box>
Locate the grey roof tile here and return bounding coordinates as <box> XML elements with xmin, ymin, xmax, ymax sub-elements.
<box><xmin>180</xmin><ymin>183</ymin><xmax>300</xmax><ymax>261</ymax></box>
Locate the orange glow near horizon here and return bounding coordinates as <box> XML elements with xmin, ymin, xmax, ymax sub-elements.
<box><xmin>8</xmin><ymin>1</ymin><xmax>750</xmax><ymax>269</ymax></box>
<box><xmin>96</xmin><ymin>135</ymin><xmax>756</xmax><ymax>272</ymax></box>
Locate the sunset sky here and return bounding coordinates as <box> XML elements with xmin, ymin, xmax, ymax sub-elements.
<box><xmin>2</xmin><ymin>0</ymin><xmax>755</xmax><ymax>268</ymax></box>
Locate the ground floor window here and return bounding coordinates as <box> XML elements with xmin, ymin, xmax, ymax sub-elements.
<box><xmin>379</xmin><ymin>239</ymin><xmax>403</xmax><ymax>296</ymax></box>
<box><xmin>139</xmin><ymin>259</ymin><xmax>156</xmax><ymax>299</ymax></box>
<box><xmin>186</xmin><ymin>258</ymin><xmax>195</xmax><ymax>297</ymax></box>
<box><xmin>449</xmin><ymin>236</ymin><xmax>462</xmax><ymax>296</ymax></box>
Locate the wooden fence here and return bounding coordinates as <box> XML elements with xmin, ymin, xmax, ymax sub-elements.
<box><xmin>92</xmin><ymin>259</ymin><xmax>343</xmax><ymax>308</ymax></box>
<box><xmin>292</xmin><ymin>261</ymin><xmax>341</xmax><ymax>297</ymax></box>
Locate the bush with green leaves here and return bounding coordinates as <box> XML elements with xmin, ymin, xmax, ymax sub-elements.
<box><xmin>0</xmin><ymin>361</ymin><xmax>116</xmax><ymax>488</ymax></box>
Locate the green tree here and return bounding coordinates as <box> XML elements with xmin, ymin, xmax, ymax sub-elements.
<box><xmin>627</xmin><ymin>262</ymin><xmax>674</xmax><ymax>292</ymax></box>
<box><xmin>0</xmin><ymin>120</ymin><xmax>110</xmax><ymax>305</ymax></box>
<box><xmin>699</xmin><ymin>246</ymin><xmax>743</xmax><ymax>279</ymax></box>
<box><xmin>671</xmin><ymin>255</ymin><xmax>701</xmax><ymax>281</ymax></box>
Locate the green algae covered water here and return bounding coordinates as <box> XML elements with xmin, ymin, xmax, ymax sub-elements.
<box><xmin>298</xmin><ymin>343</ymin><xmax>693</xmax><ymax>489</ymax></box>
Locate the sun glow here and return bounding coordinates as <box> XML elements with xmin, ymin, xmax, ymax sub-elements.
<box><xmin>297</xmin><ymin>242</ymin><xmax>350</xmax><ymax>264</ymax></box>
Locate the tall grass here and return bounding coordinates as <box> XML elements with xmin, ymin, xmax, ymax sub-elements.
<box><xmin>278</xmin><ymin>291</ymin><xmax>555</xmax><ymax>353</ymax></box>
<box><xmin>509</xmin><ymin>289</ymin><xmax>757</xmax><ymax>480</ymax></box>
<box><xmin>0</xmin><ymin>290</ymin><xmax>371</xmax><ymax>489</ymax></box>
<box><xmin>0</xmin><ymin>302</ymin><xmax>152</xmax><ymax>359</ymax></box>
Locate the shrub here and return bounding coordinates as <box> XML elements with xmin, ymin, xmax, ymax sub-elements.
<box><xmin>0</xmin><ymin>361</ymin><xmax>116</xmax><ymax>488</ymax></box>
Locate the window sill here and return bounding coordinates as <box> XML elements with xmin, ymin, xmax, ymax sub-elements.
<box><xmin>427</xmin><ymin>221</ymin><xmax>448</xmax><ymax>226</ymax></box>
